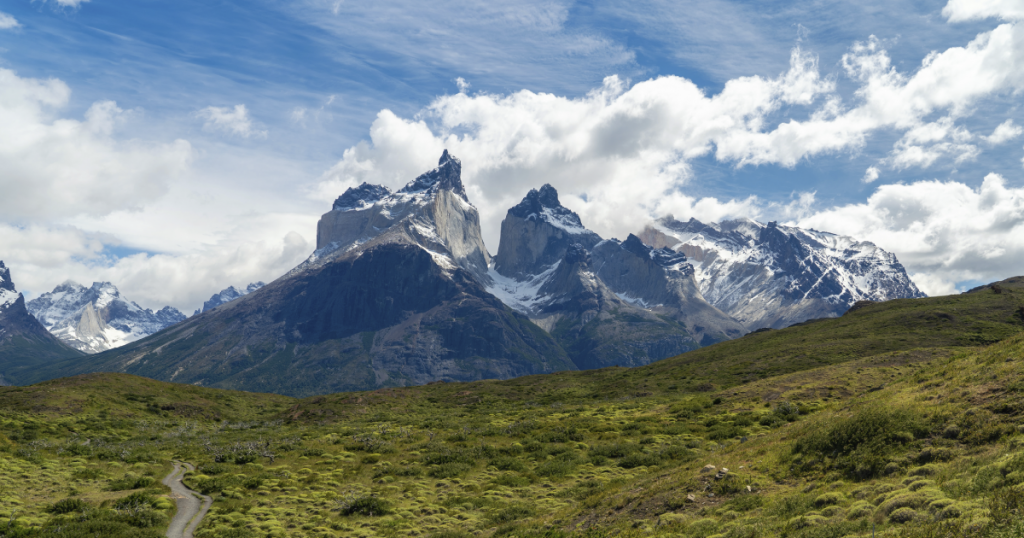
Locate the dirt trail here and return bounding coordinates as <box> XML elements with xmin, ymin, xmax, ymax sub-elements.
<box><xmin>162</xmin><ymin>461</ymin><xmax>212</xmax><ymax>538</ymax></box>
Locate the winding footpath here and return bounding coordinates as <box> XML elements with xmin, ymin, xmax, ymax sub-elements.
<box><xmin>162</xmin><ymin>461</ymin><xmax>213</xmax><ymax>538</ymax></box>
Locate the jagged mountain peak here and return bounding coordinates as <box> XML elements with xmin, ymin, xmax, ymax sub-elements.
<box><xmin>313</xmin><ymin>150</ymin><xmax>491</xmax><ymax>282</ymax></box>
<box><xmin>398</xmin><ymin>149</ymin><xmax>467</xmax><ymax>200</ymax></box>
<box><xmin>0</xmin><ymin>261</ymin><xmax>14</xmax><ymax>294</ymax></box>
<box><xmin>508</xmin><ymin>184</ymin><xmax>588</xmax><ymax>235</ymax></box>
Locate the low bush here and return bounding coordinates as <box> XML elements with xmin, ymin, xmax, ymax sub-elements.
<box><xmin>46</xmin><ymin>498</ymin><xmax>90</xmax><ymax>514</ymax></box>
<box><xmin>341</xmin><ymin>496</ymin><xmax>391</xmax><ymax>516</ymax></box>
<box><xmin>107</xmin><ymin>474</ymin><xmax>156</xmax><ymax>491</ymax></box>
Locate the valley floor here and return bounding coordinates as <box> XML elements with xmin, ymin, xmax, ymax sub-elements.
<box><xmin>2</xmin><ymin>282</ymin><xmax>1024</xmax><ymax>538</ymax></box>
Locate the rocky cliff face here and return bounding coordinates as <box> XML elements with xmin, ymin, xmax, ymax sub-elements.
<box><xmin>0</xmin><ymin>261</ymin><xmax>83</xmax><ymax>385</ymax></box>
<box><xmin>637</xmin><ymin>216</ymin><xmax>926</xmax><ymax>330</ymax></box>
<box><xmin>27</xmin><ymin>281</ymin><xmax>187</xmax><ymax>353</ymax></box>
<box><xmin>487</xmin><ymin>185</ymin><xmax>743</xmax><ymax>367</ymax></box>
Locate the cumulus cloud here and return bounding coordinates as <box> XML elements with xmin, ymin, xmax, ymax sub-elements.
<box><xmin>943</xmin><ymin>0</ymin><xmax>1024</xmax><ymax>22</ymax></box>
<box><xmin>0</xmin><ymin>12</ymin><xmax>19</xmax><ymax>29</ymax></box>
<box><xmin>797</xmin><ymin>174</ymin><xmax>1024</xmax><ymax>295</ymax></box>
<box><xmin>985</xmin><ymin>119</ymin><xmax>1023</xmax><ymax>144</ymax></box>
<box><xmin>0</xmin><ymin>68</ymin><xmax>192</xmax><ymax>221</ymax></box>
<box><xmin>197</xmin><ymin>104</ymin><xmax>267</xmax><ymax>138</ymax></box>
<box><xmin>0</xmin><ymin>222</ymin><xmax>310</xmax><ymax>312</ymax></box>
<box><xmin>313</xmin><ymin>3</ymin><xmax>1024</xmax><ymax>294</ymax></box>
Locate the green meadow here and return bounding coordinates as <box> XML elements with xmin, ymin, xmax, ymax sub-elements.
<box><xmin>2</xmin><ymin>278</ymin><xmax>1024</xmax><ymax>538</ymax></box>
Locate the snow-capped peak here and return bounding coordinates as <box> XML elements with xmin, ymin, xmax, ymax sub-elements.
<box><xmin>508</xmin><ymin>184</ymin><xmax>590</xmax><ymax>235</ymax></box>
<box><xmin>333</xmin><ymin>183</ymin><xmax>393</xmax><ymax>212</ymax></box>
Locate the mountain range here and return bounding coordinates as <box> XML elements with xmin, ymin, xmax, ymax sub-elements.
<box><xmin>26</xmin><ymin>282</ymin><xmax>187</xmax><ymax>353</ymax></box>
<box><xmin>0</xmin><ymin>151</ymin><xmax>925</xmax><ymax>395</ymax></box>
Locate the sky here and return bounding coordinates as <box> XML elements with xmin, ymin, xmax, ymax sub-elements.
<box><xmin>1</xmin><ymin>0</ymin><xmax>1023</xmax><ymax>312</ymax></box>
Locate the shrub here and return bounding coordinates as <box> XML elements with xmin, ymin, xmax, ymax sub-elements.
<box><xmin>489</xmin><ymin>503</ymin><xmax>536</xmax><ymax>524</ymax></box>
<box><xmin>107</xmin><ymin>474</ymin><xmax>155</xmax><ymax>491</ymax></box>
<box><xmin>890</xmin><ymin>507</ymin><xmax>919</xmax><ymax>523</ymax></box>
<box><xmin>535</xmin><ymin>455</ymin><xmax>577</xmax><ymax>477</ymax></box>
<box><xmin>589</xmin><ymin>443</ymin><xmax>637</xmax><ymax>459</ymax></box>
<box><xmin>47</xmin><ymin>498</ymin><xmax>90</xmax><ymax>514</ymax></box>
<box><xmin>113</xmin><ymin>492</ymin><xmax>157</xmax><ymax>511</ymax></box>
<box><xmin>342</xmin><ymin>496</ymin><xmax>391</xmax><ymax>516</ymax></box>
<box><xmin>793</xmin><ymin>405</ymin><xmax>928</xmax><ymax>479</ymax></box>
<box><xmin>490</xmin><ymin>456</ymin><xmax>527</xmax><ymax>472</ymax></box>
<box><xmin>814</xmin><ymin>492</ymin><xmax>845</xmax><ymax>507</ymax></box>
<box><xmin>492</xmin><ymin>473</ymin><xmax>531</xmax><ymax>488</ymax></box>
<box><xmin>429</xmin><ymin>462</ymin><xmax>471</xmax><ymax>478</ymax></box>
<box><xmin>72</xmin><ymin>467</ymin><xmax>105</xmax><ymax>480</ymax></box>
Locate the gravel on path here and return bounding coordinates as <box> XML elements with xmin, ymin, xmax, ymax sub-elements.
<box><xmin>162</xmin><ymin>461</ymin><xmax>213</xmax><ymax>538</ymax></box>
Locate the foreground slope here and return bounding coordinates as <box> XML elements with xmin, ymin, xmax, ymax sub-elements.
<box><xmin>3</xmin><ymin>278</ymin><xmax>1024</xmax><ymax>538</ymax></box>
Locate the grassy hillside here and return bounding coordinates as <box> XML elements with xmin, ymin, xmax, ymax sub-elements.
<box><xmin>1</xmin><ymin>279</ymin><xmax>1024</xmax><ymax>537</ymax></box>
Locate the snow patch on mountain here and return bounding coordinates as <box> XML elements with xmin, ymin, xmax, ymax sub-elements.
<box><xmin>485</xmin><ymin>261</ymin><xmax>562</xmax><ymax>314</ymax></box>
<box><xmin>0</xmin><ymin>288</ymin><xmax>19</xmax><ymax>310</ymax></box>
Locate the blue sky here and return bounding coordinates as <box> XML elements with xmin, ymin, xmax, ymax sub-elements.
<box><xmin>1</xmin><ymin>0</ymin><xmax>1023</xmax><ymax>310</ymax></box>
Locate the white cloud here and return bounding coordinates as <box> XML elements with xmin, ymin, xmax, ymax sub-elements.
<box><xmin>455</xmin><ymin>77</ymin><xmax>471</xmax><ymax>94</ymax></box>
<box><xmin>0</xmin><ymin>12</ymin><xmax>19</xmax><ymax>29</ymax></box>
<box><xmin>0</xmin><ymin>68</ymin><xmax>192</xmax><ymax>221</ymax></box>
<box><xmin>943</xmin><ymin>0</ymin><xmax>1024</xmax><ymax>22</ymax></box>
<box><xmin>985</xmin><ymin>119</ymin><xmax>1023</xmax><ymax>144</ymax></box>
<box><xmin>315</xmin><ymin>48</ymin><xmax>834</xmax><ymax>246</ymax></box>
<box><xmin>313</xmin><ymin>8</ymin><xmax>1024</xmax><ymax>294</ymax></box>
<box><xmin>38</xmin><ymin>0</ymin><xmax>90</xmax><ymax>8</ymax></box>
<box><xmin>197</xmin><ymin>104</ymin><xmax>267</xmax><ymax>139</ymax></box>
<box><xmin>797</xmin><ymin>174</ymin><xmax>1024</xmax><ymax>296</ymax></box>
<box><xmin>0</xmin><ymin>223</ymin><xmax>309</xmax><ymax>312</ymax></box>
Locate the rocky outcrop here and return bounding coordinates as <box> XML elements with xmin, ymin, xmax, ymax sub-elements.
<box><xmin>27</xmin><ymin>281</ymin><xmax>187</xmax><ymax>353</ymax></box>
<box><xmin>638</xmin><ymin>216</ymin><xmax>926</xmax><ymax>330</ymax></box>
<box><xmin>0</xmin><ymin>261</ymin><xmax>83</xmax><ymax>383</ymax></box>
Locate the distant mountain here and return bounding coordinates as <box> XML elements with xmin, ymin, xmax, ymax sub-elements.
<box><xmin>26</xmin><ymin>282</ymin><xmax>186</xmax><ymax>353</ymax></box>
<box><xmin>488</xmin><ymin>185</ymin><xmax>744</xmax><ymax>368</ymax></box>
<box><xmin>194</xmin><ymin>282</ymin><xmax>265</xmax><ymax>315</ymax></box>
<box><xmin>0</xmin><ymin>261</ymin><xmax>83</xmax><ymax>385</ymax></box>
<box><xmin>26</xmin><ymin>152</ymin><xmax>573</xmax><ymax>396</ymax></box>
<box><xmin>637</xmin><ymin>216</ymin><xmax>926</xmax><ymax>330</ymax></box>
